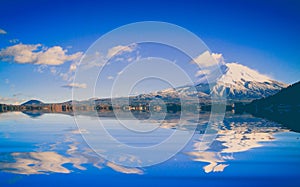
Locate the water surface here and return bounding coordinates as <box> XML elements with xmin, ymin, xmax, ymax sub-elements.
<box><xmin>0</xmin><ymin>112</ymin><xmax>299</xmax><ymax>187</ymax></box>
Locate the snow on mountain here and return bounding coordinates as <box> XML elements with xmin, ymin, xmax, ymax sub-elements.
<box><xmin>156</xmin><ymin>86</ymin><xmax>210</xmax><ymax>98</ymax></box>
<box><xmin>218</xmin><ymin>63</ymin><xmax>271</xmax><ymax>84</ymax></box>
<box><xmin>196</xmin><ymin>62</ymin><xmax>287</xmax><ymax>100</ymax></box>
<box><xmin>149</xmin><ymin>61</ymin><xmax>287</xmax><ymax>101</ymax></box>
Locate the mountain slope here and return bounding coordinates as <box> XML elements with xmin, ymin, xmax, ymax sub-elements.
<box><xmin>155</xmin><ymin>63</ymin><xmax>287</xmax><ymax>101</ymax></box>
<box><xmin>21</xmin><ymin>100</ymin><xmax>44</xmax><ymax>106</ymax></box>
<box><xmin>249</xmin><ymin>81</ymin><xmax>300</xmax><ymax>106</ymax></box>
<box><xmin>206</xmin><ymin>63</ymin><xmax>287</xmax><ymax>100</ymax></box>
<box><xmin>246</xmin><ymin>81</ymin><xmax>300</xmax><ymax>132</ymax></box>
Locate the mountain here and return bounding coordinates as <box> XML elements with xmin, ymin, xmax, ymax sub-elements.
<box><xmin>149</xmin><ymin>63</ymin><xmax>287</xmax><ymax>101</ymax></box>
<box><xmin>248</xmin><ymin>81</ymin><xmax>300</xmax><ymax>107</ymax></box>
<box><xmin>203</xmin><ymin>63</ymin><xmax>287</xmax><ymax>100</ymax></box>
<box><xmin>21</xmin><ymin>100</ymin><xmax>44</xmax><ymax>106</ymax></box>
<box><xmin>246</xmin><ymin>81</ymin><xmax>300</xmax><ymax>132</ymax></box>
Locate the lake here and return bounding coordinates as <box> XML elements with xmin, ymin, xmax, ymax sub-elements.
<box><xmin>0</xmin><ymin>111</ymin><xmax>299</xmax><ymax>187</ymax></box>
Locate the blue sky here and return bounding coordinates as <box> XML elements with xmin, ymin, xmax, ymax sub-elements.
<box><xmin>0</xmin><ymin>0</ymin><xmax>299</xmax><ymax>104</ymax></box>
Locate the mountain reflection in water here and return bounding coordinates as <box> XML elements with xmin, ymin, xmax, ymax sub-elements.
<box><xmin>187</xmin><ymin>115</ymin><xmax>285</xmax><ymax>173</ymax></box>
<box><xmin>0</xmin><ymin>112</ymin><xmax>289</xmax><ymax>175</ymax></box>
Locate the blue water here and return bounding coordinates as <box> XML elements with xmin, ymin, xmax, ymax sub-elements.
<box><xmin>0</xmin><ymin>112</ymin><xmax>299</xmax><ymax>187</ymax></box>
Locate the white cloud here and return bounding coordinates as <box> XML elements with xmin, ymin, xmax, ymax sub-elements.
<box><xmin>59</xmin><ymin>73</ymin><xmax>70</xmax><ymax>81</ymax></box>
<box><xmin>75</xmin><ymin>44</ymin><xmax>138</xmax><ymax>71</ymax></box>
<box><xmin>36</xmin><ymin>65</ymin><xmax>48</xmax><ymax>73</ymax></box>
<box><xmin>0</xmin><ymin>96</ymin><xmax>26</xmax><ymax>105</ymax></box>
<box><xmin>114</xmin><ymin>56</ymin><xmax>138</xmax><ymax>63</ymax></box>
<box><xmin>211</xmin><ymin>53</ymin><xmax>225</xmax><ymax>65</ymax></box>
<box><xmin>0</xmin><ymin>28</ymin><xmax>7</xmax><ymax>34</ymax></box>
<box><xmin>0</xmin><ymin>44</ymin><xmax>83</xmax><ymax>65</ymax></box>
<box><xmin>106</xmin><ymin>44</ymin><xmax>137</xmax><ymax>59</ymax></box>
<box><xmin>54</xmin><ymin>44</ymin><xmax>138</xmax><ymax>85</ymax></box>
<box><xmin>192</xmin><ymin>51</ymin><xmax>221</xmax><ymax>68</ymax></box>
<box><xmin>69</xmin><ymin>63</ymin><xmax>77</xmax><ymax>71</ymax></box>
<box><xmin>1</xmin><ymin>44</ymin><xmax>41</xmax><ymax>63</ymax></box>
<box><xmin>62</xmin><ymin>83</ymin><xmax>87</xmax><ymax>89</ymax></box>
<box><xmin>36</xmin><ymin>46</ymin><xmax>82</xmax><ymax>65</ymax></box>
<box><xmin>107</xmin><ymin>76</ymin><xmax>114</xmax><ymax>80</ymax></box>
<box><xmin>194</xmin><ymin>51</ymin><xmax>226</xmax><ymax>80</ymax></box>
<box><xmin>79</xmin><ymin>51</ymin><xmax>106</xmax><ymax>69</ymax></box>
<box><xmin>195</xmin><ymin>69</ymin><xmax>212</xmax><ymax>77</ymax></box>
<box><xmin>50</xmin><ymin>67</ymin><xmax>58</xmax><ymax>75</ymax></box>
<box><xmin>9</xmin><ymin>39</ymin><xmax>19</xmax><ymax>44</ymax></box>
<box><xmin>117</xmin><ymin>70</ymin><xmax>124</xmax><ymax>75</ymax></box>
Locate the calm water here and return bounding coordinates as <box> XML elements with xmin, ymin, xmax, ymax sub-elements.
<box><xmin>0</xmin><ymin>112</ymin><xmax>299</xmax><ymax>187</ymax></box>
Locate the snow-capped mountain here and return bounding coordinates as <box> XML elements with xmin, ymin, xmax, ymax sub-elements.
<box><xmin>148</xmin><ymin>62</ymin><xmax>287</xmax><ymax>101</ymax></box>
<box><xmin>200</xmin><ymin>63</ymin><xmax>287</xmax><ymax>100</ymax></box>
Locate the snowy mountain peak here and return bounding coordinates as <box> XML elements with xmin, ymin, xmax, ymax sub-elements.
<box><xmin>200</xmin><ymin>62</ymin><xmax>288</xmax><ymax>100</ymax></box>
<box><xmin>219</xmin><ymin>63</ymin><xmax>272</xmax><ymax>85</ymax></box>
<box><xmin>186</xmin><ymin>61</ymin><xmax>287</xmax><ymax>100</ymax></box>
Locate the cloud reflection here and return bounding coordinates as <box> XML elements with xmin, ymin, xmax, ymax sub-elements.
<box><xmin>0</xmin><ymin>152</ymin><xmax>85</xmax><ymax>174</ymax></box>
